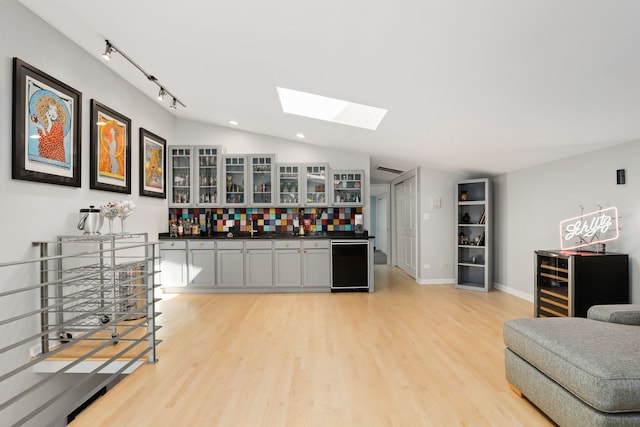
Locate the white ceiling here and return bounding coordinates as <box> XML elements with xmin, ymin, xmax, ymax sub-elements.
<box><xmin>18</xmin><ymin>0</ymin><xmax>640</xmax><ymax>182</ymax></box>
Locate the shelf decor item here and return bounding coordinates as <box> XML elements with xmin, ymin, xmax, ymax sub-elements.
<box><xmin>116</xmin><ymin>199</ymin><xmax>136</xmax><ymax>234</ymax></box>
<box><xmin>12</xmin><ymin>58</ymin><xmax>82</xmax><ymax>187</ymax></box>
<box><xmin>139</xmin><ymin>128</ymin><xmax>166</xmax><ymax>199</ymax></box>
<box><xmin>459</xmin><ymin>190</ymin><xmax>468</xmax><ymax>201</ymax></box>
<box><xmin>100</xmin><ymin>203</ymin><xmax>119</xmax><ymax>234</ymax></box>
<box><xmin>90</xmin><ymin>99</ymin><xmax>131</xmax><ymax>194</ymax></box>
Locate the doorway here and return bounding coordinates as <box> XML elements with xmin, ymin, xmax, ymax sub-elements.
<box><xmin>370</xmin><ymin>184</ymin><xmax>390</xmax><ymax>265</ymax></box>
<box><xmin>392</xmin><ymin>173</ymin><xmax>417</xmax><ymax>278</ymax></box>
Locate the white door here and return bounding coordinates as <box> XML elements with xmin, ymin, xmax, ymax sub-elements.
<box><xmin>376</xmin><ymin>193</ymin><xmax>388</xmax><ymax>257</ymax></box>
<box><xmin>394</xmin><ymin>175</ymin><xmax>417</xmax><ymax>278</ymax></box>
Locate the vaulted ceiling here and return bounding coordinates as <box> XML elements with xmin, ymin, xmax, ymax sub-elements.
<box><xmin>18</xmin><ymin>0</ymin><xmax>640</xmax><ymax>182</ymax></box>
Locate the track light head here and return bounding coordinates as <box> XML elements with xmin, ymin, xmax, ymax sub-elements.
<box><xmin>170</xmin><ymin>98</ymin><xmax>177</xmax><ymax>110</ymax></box>
<box><xmin>157</xmin><ymin>88</ymin><xmax>166</xmax><ymax>101</ymax></box>
<box><xmin>102</xmin><ymin>41</ymin><xmax>114</xmax><ymax>60</ymax></box>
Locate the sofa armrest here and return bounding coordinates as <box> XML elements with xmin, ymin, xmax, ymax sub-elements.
<box><xmin>587</xmin><ymin>304</ymin><xmax>640</xmax><ymax>326</ymax></box>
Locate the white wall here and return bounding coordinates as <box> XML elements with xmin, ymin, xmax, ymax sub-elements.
<box><xmin>494</xmin><ymin>139</ymin><xmax>640</xmax><ymax>303</ymax></box>
<box><xmin>1</xmin><ymin>2</ymin><xmax>175</xmax><ymax>424</ymax></box>
<box><xmin>417</xmin><ymin>167</ymin><xmax>466</xmax><ymax>284</ymax></box>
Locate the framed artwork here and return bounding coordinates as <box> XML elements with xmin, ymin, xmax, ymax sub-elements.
<box><xmin>12</xmin><ymin>57</ymin><xmax>82</xmax><ymax>187</ymax></box>
<box><xmin>139</xmin><ymin>128</ymin><xmax>166</xmax><ymax>199</ymax></box>
<box><xmin>90</xmin><ymin>99</ymin><xmax>131</xmax><ymax>193</ymax></box>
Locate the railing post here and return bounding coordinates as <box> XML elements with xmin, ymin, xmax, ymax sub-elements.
<box><xmin>39</xmin><ymin>242</ymin><xmax>49</xmax><ymax>354</ymax></box>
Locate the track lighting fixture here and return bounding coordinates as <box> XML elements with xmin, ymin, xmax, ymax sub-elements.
<box><xmin>102</xmin><ymin>42</ymin><xmax>114</xmax><ymax>60</ymax></box>
<box><xmin>101</xmin><ymin>39</ymin><xmax>185</xmax><ymax>109</ymax></box>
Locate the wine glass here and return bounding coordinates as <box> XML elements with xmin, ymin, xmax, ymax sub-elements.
<box><xmin>100</xmin><ymin>204</ymin><xmax>119</xmax><ymax>234</ymax></box>
<box><xmin>116</xmin><ymin>200</ymin><xmax>136</xmax><ymax>234</ymax></box>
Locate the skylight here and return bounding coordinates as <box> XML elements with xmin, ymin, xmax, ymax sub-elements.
<box><xmin>276</xmin><ymin>87</ymin><xmax>387</xmax><ymax>131</ymax></box>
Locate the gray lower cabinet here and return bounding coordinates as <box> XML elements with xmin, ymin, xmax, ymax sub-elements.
<box><xmin>302</xmin><ymin>240</ymin><xmax>330</xmax><ymax>287</ymax></box>
<box><xmin>160</xmin><ymin>241</ymin><xmax>188</xmax><ymax>287</ymax></box>
<box><xmin>188</xmin><ymin>240</ymin><xmax>216</xmax><ymax>287</ymax></box>
<box><xmin>161</xmin><ymin>238</ymin><xmax>334</xmax><ymax>292</ymax></box>
<box><xmin>274</xmin><ymin>240</ymin><xmax>302</xmax><ymax>287</ymax></box>
<box><xmin>216</xmin><ymin>240</ymin><xmax>244</xmax><ymax>287</ymax></box>
<box><xmin>245</xmin><ymin>240</ymin><xmax>273</xmax><ymax>287</ymax></box>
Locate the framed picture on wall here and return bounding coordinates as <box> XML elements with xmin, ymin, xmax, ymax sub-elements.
<box><xmin>89</xmin><ymin>99</ymin><xmax>132</xmax><ymax>194</ymax></box>
<box><xmin>12</xmin><ymin>57</ymin><xmax>82</xmax><ymax>187</ymax></box>
<box><xmin>139</xmin><ymin>128</ymin><xmax>166</xmax><ymax>198</ymax></box>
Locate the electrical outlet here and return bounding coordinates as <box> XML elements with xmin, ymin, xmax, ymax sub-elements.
<box><xmin>440</xmin><ymin>263</ymin><xmax>448</xmax><ymax>270</ymax></box>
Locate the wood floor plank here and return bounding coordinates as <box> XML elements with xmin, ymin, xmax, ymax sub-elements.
<box><xmin>70</xmin><ymin>265</ymin><xmax>553</xmax><ymax>426</ymax></box>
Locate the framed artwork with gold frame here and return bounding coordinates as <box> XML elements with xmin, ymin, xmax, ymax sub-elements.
<box><xmin>139</xmin><ymin>128</ymin><xmax>166</xmax><ymax>199</ymax></box>
<box><xmin>89</xmin><ymin>99</ymin><xmax>131</xmax><ymax>194</ymax></box>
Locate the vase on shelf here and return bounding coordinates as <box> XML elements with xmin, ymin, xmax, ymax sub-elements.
<box><xmin>462</xmin><ymin>212</ymin><xmax>470</xmax><ymax>223</ymax></box>
<box><xmin>460</xmin><ymin>191</ymin><xmax>468</xmax><ymax>201</ymax></box>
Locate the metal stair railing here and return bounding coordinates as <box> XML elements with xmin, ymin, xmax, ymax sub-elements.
<box><xmin>0</xmin><ymin>233</ymin><xmax>161</xmax><ymax>426</ymax></box>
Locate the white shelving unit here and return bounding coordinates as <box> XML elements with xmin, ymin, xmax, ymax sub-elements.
<box><xmin>455</xmin><ymin>178</ymin><xmax>491</xmax><ymax>292</ymax></box>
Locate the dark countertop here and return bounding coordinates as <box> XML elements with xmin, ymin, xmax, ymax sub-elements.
<box><xmin>159</xmin><ymin>231</ymin><xmax>373</xmax><ymax>240</ymax></box>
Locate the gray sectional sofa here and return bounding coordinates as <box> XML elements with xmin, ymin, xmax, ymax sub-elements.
<box><xmin>503</xmin><ymin>305</ymin><xmax>640</xmax><ymax>427</ymax></box>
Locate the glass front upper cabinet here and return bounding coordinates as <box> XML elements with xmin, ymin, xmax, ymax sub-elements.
<box><xmin>331</xmin><ymin>170</ymin><xmax>364</xmax><ymax>206</ymax></box>
<box><xmin>169</xmin><ymin>147</ymin><xmax>192</xmax><ymax>206</ymax></box>
<box><xmin>304</xmin><ymin>163</ymin><xmax>329</xmax><ymax>207</ymax></box>
<box><xmin>248</xmin><ymin>155</ymin><xmax>275</xmax><ymax>206</ymax></box>
<box><xmin>222</xmin><ymin>155</ymin><xmax>247</xmax><ymax>206</ymax></box>
<box><xmin>195</xmin><ymin>147</ymin><xmax>220</xmax><ymax>206</ymax></box>
<box><xmin>277</xmin><ymin>163</ymin><xmax>302</xmax><ymax>207</ymax></box>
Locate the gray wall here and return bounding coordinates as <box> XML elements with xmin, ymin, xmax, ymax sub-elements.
<box><xmin>417</xmin><ymin>166</ymin><xmax>466</xmax><ymax>284</ymax></box>
<box><xmin>494</xmin><ymin>139</ymin><xmax>640</xmax><ymax>303</ymax></box>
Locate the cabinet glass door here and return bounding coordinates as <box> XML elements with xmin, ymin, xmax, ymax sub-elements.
<box><xmin>277</xmin><ymin>164</ymin><xmax>301</xmax><ymax>206</ymax></box>
<box><xmin>250</xmin><ymin>155</ymin><xmax>274</xmax><ymax>206</ymax></box>
<box><xmin>304</xmin><ymin>164</ymin><xmax>328</xmax><ymax>206</ymax></box>
<box><xmin>196</xmin><ymin>147</ymin><xmax>219</xmax><ymax>205</ymax></box>
<box><xmin>332</xmin><ymin>170</ymin><xmax>364</xmax><ymax>206</ymax></box>
<box><xmin>223</xmin><ymin>156</ymin><xmax>246</xmax><ymax>205</ymax></box>
<box><xmin>170</xmin><ymin>147</ymin><xmax>191</xmax><ymax>205</ymax></box>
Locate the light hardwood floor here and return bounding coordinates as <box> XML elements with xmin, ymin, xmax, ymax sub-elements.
<box><xmin>70</xmin><ymin>265</ymin><xmax>554</xmax><ymax>426</ymax></box>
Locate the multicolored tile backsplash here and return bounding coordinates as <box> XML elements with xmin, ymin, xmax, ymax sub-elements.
<box><xmin>168</xmin><ymin>207</ymin><xmax>363</xmax><ymax>233</ymax></box>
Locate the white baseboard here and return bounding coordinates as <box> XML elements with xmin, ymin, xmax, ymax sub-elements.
<box><xmin>493</xmin><ymin>282</ymin><xmax>534</xmax><ymax>302</ymax></box>
<box><xmin>417</xmin><ymin>278</ymin><xmax>455</xmax><ymax>285</ymax></box>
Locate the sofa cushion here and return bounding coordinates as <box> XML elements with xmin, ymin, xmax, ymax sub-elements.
<box><xmin>588</xmin><ymin>304</ymin><xmax>640</xmax><ymax>326</ymax></box>
<box><xmin>504</xmin><ymin>317</ymin><xmax>640</xmax><ymax>413</ymax></box>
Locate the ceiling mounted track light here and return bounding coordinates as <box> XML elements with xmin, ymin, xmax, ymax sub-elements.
<box><xmin>102</xmin><ymin>41</ymin><xmax>114</xmax><ymax>60</ymax></box>
<box><xmin>101</xmin><ymin>39</ymin><xmax>185</xmax><ymax>110</ymax></box>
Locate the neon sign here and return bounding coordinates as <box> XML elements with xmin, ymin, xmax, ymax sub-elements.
<box><xmin>559</xmin><ymin>207</ymin><xmax>619</xmax><ymax>251</ymax></box>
